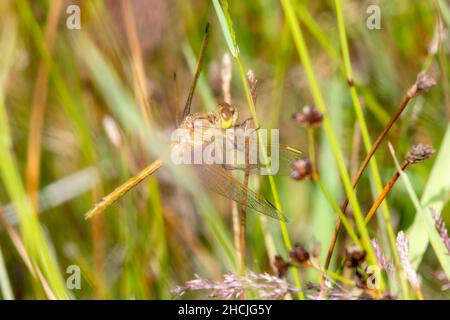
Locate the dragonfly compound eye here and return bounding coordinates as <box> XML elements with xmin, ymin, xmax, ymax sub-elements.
<box><xmin>217</xmin><ymin>102</ymin><xmax>238</xmax><ymax>129</ymax></box>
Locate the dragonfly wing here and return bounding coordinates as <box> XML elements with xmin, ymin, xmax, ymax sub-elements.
<box><xmin>222</xmin><ymin>144</ymin><xmax>302</xmax><ymax>176</ymax></box>
<box><xmin>192</xmin><ymin>164</ymin><xmax>287</xmax><ymax>221</ymax></box>
<box><xmin>275</xmin><ymin>144</ymin><xmax>303</xmax><ymax>176</ymax></box>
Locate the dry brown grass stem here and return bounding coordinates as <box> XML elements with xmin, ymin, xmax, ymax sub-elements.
<box><xmin>121</xmin><ymin>0</ymin><xmax>152</xmax><ymax>126</ymax></box>
<box><xmin>25</xmin><ymin>0</ymin><xmax>62</xmax><ymax>212</ymax></box>
<box><xmin>365</xmin><ymin>144</ymin><xmax>435</xmax><ymax>223</ymax></box>
<box><xmin>324</xmin><ymin>73</ymin><xmax>436</xmax><ymax>271</ymax></box>
<box><xmin>350</xmin><ymin>121</ymin><xmax>362</xmax><ymax>180</ymax></box>
<box><xmin>364</xmin><ymin>160</ymin><xmax>409</xmax><ymax>224</ymax></box>
<box><xmin>0</xmin><ymin>208</ymin><xmax>56</xmax><ymax>299</ymax></box>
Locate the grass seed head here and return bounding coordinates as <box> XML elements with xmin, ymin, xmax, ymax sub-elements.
<box><xmin>292</xmin><ymin>105</ymin><xmax>323</xmax><ymax>128</ymax></box>
<box><xmin>274</xmin><ymin>255</ymin><xmax>291</xmax><ymax>278</ymax></box>
<box><xmin>289</xmin><ymin>243</ymin><xmax>310</xmax><ymax>264</ymax></box>
<box><xmin>407</xmin><ymin>144</ymin><xmax>435</xmax><ymax>164</ymax></box>
<box><xmin>430</xmin><ymin>208</ymin><xmax>450</xmax><ymax>255</ymax></box>
<box><xmin>407</xmin><ymin>72</ymin><xmax>436</xmax><ymax>98</ymax></box>
<box><xmin>291</xmin><ymin>157</ymin><xmax>312</xmax><ymax>181</ymax></box>
<box><xmin>345</xmin><ymin>246</ymin><xmax>366</xmax><ymax>268</ymax></box>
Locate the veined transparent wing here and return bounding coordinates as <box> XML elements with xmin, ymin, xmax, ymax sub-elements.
<box><xmin>191</xmin><ymin>164</ymin><xmax>288</xmax><ymax>221</ymax></box>
<box><xmin>179</xmin><ymin>123</ymin><xmax>302</xmax><ymax>177</ymax></box>
<box><xmin>223</xmin><ymin>144</ymin><xmax>302</xmax><ymax>176</ymax></box>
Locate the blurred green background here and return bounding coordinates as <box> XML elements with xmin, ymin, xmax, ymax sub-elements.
<box><xmin>0</xmin><ymin>0</ymin><xmax>449</xmax><ymax>299</ymax></box>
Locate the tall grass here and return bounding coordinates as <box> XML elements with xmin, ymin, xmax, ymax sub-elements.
<box><xmin>0</xmin><ymin>11</ymin><xmax>68</xmax><ymax>299</ymax></box>
<box><xmin>280</xmin><ymin>0</ymin><xmax>378</xmax><ymax>268</ymax></box>
<box><xmin>0</xmin><ymin>0</ymin><xmax>449</xmax><ymax>300</ymax></box>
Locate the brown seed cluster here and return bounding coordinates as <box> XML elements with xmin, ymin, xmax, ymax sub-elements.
<box><xmin>406</xmin><ymin>144</ymin><xmax>435</xmax><ymax>164</ymax></box>
<box><xmin>407</xmin><ymin>72</ymin><xmax>436</xmax><ymax>98</ymax></box>
<box><xmin>273</xmin><ymin>255</ymin><xmax>291</xmax><ymax>278</ymax></box>
<box><xmin>344</xmin><ymin>246</ymin><xmax>366</xmax><ymax>268</ymax></box>
<box><xmin>291</xmin><ymin>158</ymin><xmax>312</xmax><ymax>181</ymax></box>
<box><xmin>292</xmin><ymin>105</ymin><xmax>323</xmax><ymax>128</ymax></box>
<box><xmin>273</xmin><ymin>243</ymin><xmax>311</xmax><ymax>278</ymax></box>
<box><xmin>289</xmin><ymin>243</ymin><xmax>310</xmax><ymax>264</ymax></box>
<box><xmin>247</xmin><ymin>70</ymin><xmax>258</xmax><ymax>104</ymax></box>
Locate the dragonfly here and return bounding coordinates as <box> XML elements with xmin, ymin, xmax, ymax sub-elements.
<box><xmin>85</xmin><ymin>26</ymin><xmax>301</xmax><ymax>221</ymax></box>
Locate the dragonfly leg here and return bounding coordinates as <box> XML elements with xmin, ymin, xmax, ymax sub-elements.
<box><xmin>239</xmin><ymin>117</ymin><xmax>252</xmax><ymax>129</ymax></box>
<box><xmin>238</xmin><ymin>117</ymin><xmax>260</xmax><ymax>131</ymax></box>
<box><xmin>233</xmin><ymin>118</ymin><xmax>260</xmax><ymax>141</ymax></box>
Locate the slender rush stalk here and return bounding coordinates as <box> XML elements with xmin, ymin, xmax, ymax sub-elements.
<box><xmin>121</xmin><ymin>0</ymin><xmax>152</xmax><ymax>126</ymax></box>
<box><xmin>0</xmin><ymin>208</ymin><xmax>56</xmax><ymax>299</ymax></box>
<box><xmin>307</xmin><ymin>129</ymin><xmax>361</xmax><ymax>248</ymax></box>
<box><xmin>0</xmin><ymin>246</ymin><xmax>13</xmax><ymax>300</ymax></box>
<box><xmin>365</xmin><ymin>160</ymin><xmax>409</xmax><ymax>224</ymax></box>
<box><xmin>220</xmin><ymin>53</ymin><xmax>243</xmax><ymax>273</ymax></box>
<box><xmin>280</xmin><ymin>0</ymin><xmax>378</xmax><ymax>269</ymax></box>
<box><xmin>240</xmin><ymin>136</ymin><xmax>250</xmax><ymax>275</ymax></box>
<box><xmin>326</xmin><ymin>1</ymin><xmax>399</xmax><ymax>294</ymax></box>
<box><xmin>239</xmin><ymin>71</ymin><xmax>257</xmax><ymax>275</ymax></box>
<box><xmin>318</xmin><ymin>3</ymin><xmax>435</xmax><ymax>284</ymax></box>
<box><xmin>25</xmin><ymin>0</ymin><xmax>62</xmax><ymax>213</ymax></box>
<box><xmin>324</xmin><ymin>91</ymin><xmax>415</xmax><ymax>270</ymax></box>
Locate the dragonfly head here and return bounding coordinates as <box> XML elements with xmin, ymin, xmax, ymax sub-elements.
<box><xmin>217</xmin><ymin>102</ymin><xmax>238</xmax><ymax>129</ymax></box>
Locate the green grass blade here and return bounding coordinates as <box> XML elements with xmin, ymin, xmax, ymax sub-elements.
<box><xmin>0</xmin><ymin>15</ymin><xmax>68</xmax><ymax>299</ymax></box>
<box><xmin>438</xmin><ymin>0</ymin><xmax>450</xmax><ymax>27</ymax></box>
<box><xmin>280</xmin><ymin>0</ymin><xmax>378</xmax><ymax>269</ymax></box>
<box><xmin>334</xmin><ymin>0</ymin><xmax>400</xmax><ymax>293</ymax></box>
<box><xmin>0</xmin><ymin>246</ymin><xmax>14</xmax><ymax>300</ymax></box>
<box><xmin>212</xmin><ymin>0</ymin><xmax>239</xmax><ymax>57</ymax></box>
<box><xmin>389</xmin><ymin>143</ymin><xmax>450</xmax><ymax>279</ymax></box>
<box><xmin>408</xmin><ymin>123</ymin><xmax>450</xmax><ymax>273</ymax></box>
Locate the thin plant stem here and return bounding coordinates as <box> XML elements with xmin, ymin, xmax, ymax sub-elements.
<box><xmin>307</xmin><ymin>128</ymin><xmax>361</xmax><ymax>247</ymax></box>
<box><xmin>280</xmin><ymin>0</ymin><xmax>378</xmax><ymax>270</ymax></box>
<box><xmin>25</xmin><ymin>0</ymin><xmax>62</xmax><ymax>213</ymax></box>
<box><xmin>324</xmin><ymin>92</ymin><xmax>414</xmax><ymax>269</ymax></box>
<box><xmin>240</xmin><ymin>136</ymin><xmax>250</xmax><ymax>275</ymax></box>
<box><xmin>306</xmin><ymin>260</ymin><xmax>356</xmax><ymax>286</ymax></box>
<box><xmin>239</xmin><ymin>70</ymin><xmax>257</xmax><ymax>275</ymax></box>
<box><xmin>315</xmin><ymin>179</ymin><xmax>361</xmax><ymax>249</ymax></box>
<box><xmin>388</xmin><ymin>144</ymin><xmax>427</xmax><ymax>300</ymax></box>
<box><xmin>365</xmin><ymin>160</ymin><xmax>410</xmax><ymax>224</ymax></box>
<box><xmin>173</xmin><ymin>73</ymin><xmax>180</xmax><ymax>125</ymax></box>
<box><xmin>0</xmin><ymin>246</ymin><xmax>13</xmax><ymax>300</ymax></box>
<box><xmin>350</xmin><ymin>121</ymin><xmax>362</xmax><ymax>179</ymax></box>
<box><xmin>437</xmin><ymin>12</ymin><xmax>450</xmax><ymax>120</ymax></box>
<box><xmin>307</xmin><ymin>128</ymin><xmax>316</xmax><ymax>166</ymax></box>
<box><xmin>0</xmin><ymin>10</ymin><xmax>69</xmax><ymax>298</ymax></box>
<box><xmin>0</xmin><ymin>208</ymin><xmax>56</xmax><ymax>299</ymax></box>
<box><xmin>220</xmin><ymin>54</ymin><xmax>242</xmax><ymax>273</ymax></box>
<box><xmin>330</xmin><ymin>0</ymin><xmax>399</xmax><ymax>293</ymax></box>
<box><xmin>121</xmin><ymin>0</ymin><xmax>152</xmax><ymax>126</ymax></box>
